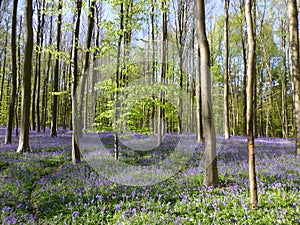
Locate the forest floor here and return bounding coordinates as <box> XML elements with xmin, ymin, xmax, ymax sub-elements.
<box><xmin>0</xmin><ymin>129</ymin><xmax>299</xmax><ymax>224</ymax></box>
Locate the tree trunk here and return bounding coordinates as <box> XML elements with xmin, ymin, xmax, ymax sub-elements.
<box><xmin>196</xmin><ymin>46</ymin><xmax>203</xmax><ymax>143</ymax></box>
<box><xmin>158</xmin><ymin>0</ymin><xmax>167</xmax><ymax>145</ymax></box>
<box><xmin>16</xmin><ymin>15</ymin><xmax>23</xmax><ymax>137</ymax></box>
<box><xmin>42</xmin><ymin>12</ymin><xmax>53</xmax><ymax>133</ymax></box>
<box><xmin>151</xmin><ymin>0</ymin><xmax>156</xmax><ymax>133</ymax></box>
<box><xmin>288</xmin><ymin>0</ymin><xmax>300</xmax><ymax>156</ymax></box>
<box><xmin>224</xmin><ymin>0</ymin><xmax>230</xmax><ymax>139</ymax></box>
<box><xmin>195</xmin><ymin>0</ymin><xmax>219</xmax><ymax>187</ymax></box>
<box><xmin>79</xmin><ymin>0</ymin><xmax>96</xmax><ymax>132</ymax></box>
<box><xmin>50</xmin><ymin>0</ymin><xmax>63</xmax><ymax>137</ymax></box>
<box><xmin>245</xmin><ymin>0</ymin><xmax>258</xmax><ymax>208</ymax></box>
<box><xmin>175</xmin><ymin>0</ymin><xmax>187</xmax><ymax>134</ymax></box>
<box><xmin>113</xmin><ymin>2</ymin><xmax>124</xmax><ymax>160</ymax></box>
<box><xmin>281</xmin><ymin>19</ymin><xmax>288</xmax><ymax>139</ymax></box>
<box><xmin>5</xmin><ymin>0</ymin><xmax>18</xmax><ymax>144</ymax></box>
<box><xmin>0</xmin><ymin>34</ymin><xmax>7</xmax><ymax>107</ymax></box>
<box><xmin>17</xmin><ymin>0</ymin><xmax>33</xmax><ymax>153</ymax></box>
<box><xmin>36</xmin><ymin>0</ymin><xmax>46</xmax><ymax>133</ymax></box>
<box><xmin>71</xmin><ymin>0</ymin><xmax>82</xmax><ymax>164</ymax></box>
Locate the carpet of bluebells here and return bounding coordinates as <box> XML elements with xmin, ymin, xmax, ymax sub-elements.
<box><xmin>0</xmin><ymin>127</ymin><xmax>299</xmax><ymax>224</ymax></box>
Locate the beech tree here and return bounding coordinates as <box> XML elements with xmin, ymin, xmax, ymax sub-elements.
<box><xmin>50</xmin><ymin>0</ymin><xmax>63</xmax><ymax>137</ymax></box>
<box><xmin>195</xmin><ymin>0</ymin><xmax>219</xmax><ymax>187</ymax></box>
<box><xmin>245</xmin><ymin>0</ymin><xmax>258</xmax><ymax>208</ymax></box>
<box><xmin>71</xmin><ymin>0</ymin><xmax>82</xmax><ymax>164</ymax></box>
<box><xmin>288</xmin><ymin>0</ymin><xmax>300</xmax><ymax>156</ymax></box>
<box><xmin>158</xmin><ymin>0</ymin><xmax>167</xmax><ymax>145</ymax></box>
<box><xmin>17</xmin><ymin>0</ymin><xmax>33</xmax><ymax>153</ymax></box>
<box><xmin>223</xmin><ymin>0</ymin><xmax>230</xmax><ymax>139</ymax></box>
<box><xmin>79</xmin><ymin>0</ymin><xmax>96</xmax><ymax>132</ymax></box>
<box><xmin>5</xmin><ymin>0</ymin><xmax>18</xmax><ymax>144</ymax></box>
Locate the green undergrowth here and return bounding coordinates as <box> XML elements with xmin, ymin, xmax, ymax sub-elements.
<box><xmin>0</xmin><ymin>137</ymin><xmax>299</xmax><ymax>225</ymax></box>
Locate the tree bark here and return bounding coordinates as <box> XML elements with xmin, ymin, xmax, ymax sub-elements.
<box><xmin>288</xmin><ymin>0</ymin><xmax>300</xmax><ymax>156</ymax></box>
<box><xmin>79</xmin><ymin>0</ymin><xmax>96</xmax><ymax>132</ymax></box>
<box><xmin>36</xmin><ymin>0</ymin><xmax>46</xmax><ymax>133</ymax></box>
<box><xmin>175</xmin><ymin>0</ymin><xmax>187</xmax><ymax>134</ymax></box>
<box><xmin>50</xmin><ymin>0</ymin><xmax>63</xmax><ymax>137</ymax></box>
<box><xmin>0</xmin><ymin>33</ymin><xmax>7</xmax><ymax>107</ymax></box>
<box><xmin>280</xmin><ymin>18</ymin><xmax>288</xmax><ymax>139</ymax></box>
<box><xmin>5</xmin><ymin>0</ymin><xmax>18</xmax><ymax>144</ymax></box>
<box><xmin>42</xmin><ymin>11</ymin><xmax>53</xmax><ymax>133</ymax></box>
<box><xmin>17</xmin><ymin>0</ymin><xmax>33</xmax><ymax>153</ymax></box>
<box><xmin>195</xmin><ymin>0</ymin><xmax>219</xmax><ymax>187</ymax></box>
<box><xmin>158</xmin><ymin>0</ymin><xmax>167</xmax><ymax>146</ymax></box>
<box><xmin>196</xmin><ymin>46</ymin><xmax>203</xmax><ymax>143</ymax></box>
<box><xmin>224</xmin><ymin>0</ymin><xmax>230</xmax><ymax>139</ymax></box>
<box><xmin>245</xmin><ymin>0</ymin><xmax>258</xmax><ymax>208</ymax></box>
<box><xmin>113</xmin><ymin>2</ymin><xmax>124</xmax><ymax>160</ymax></box>
<box><xmin>16</xmin><ymin>15</ymin><xmax>23</xmax><ymax>137</ymax></box>
<box><xmin>71</xmin><ymin>0</ymin><xmax>82</xmax><ymax>164</ymax></box>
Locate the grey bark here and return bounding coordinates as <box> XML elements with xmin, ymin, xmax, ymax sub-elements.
<box><xmin>195</xmin><ymin>0</ymin><xmax>219</xmax><ymax>187</ymax></box>
<box><xmin>245</xmin><ymin>0</ymin><xmax>258</xmax><ymax>208</ymax></box>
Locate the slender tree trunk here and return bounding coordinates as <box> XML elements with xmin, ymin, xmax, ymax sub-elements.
<box><xmin>190</xmin><ymin>27</ymin><xmax>196</xmax><ymax>133</ymax></box>
<box><xmin>51</xmin><ymin>0</ymin><xmax>63</xmax><ymax>137</ymax></box>
<box><xmin>5</xmin><ymin>0</ymin><xmax>18</xmax><ymax>144</ymax></box>
<box><xmin>0</xmin><ymin>34</ymin><xmax>7</xmax><ymax>107</ymax></box>
<box><xmin>245</xmin><ymin>0</ymin><xmax>258</xmax><ymax>208</ymax></box>
<box><xmin>175</xmin><ymin>0</ymin><xmax>187</xmax><ymax>134</ymax></box>
<box><xmin>196</xmin><ymin>46</ymin><xmax>203</xmax><ymax>143</ymax></box>
<box><xmin>113</xmin><ymin>2</ymin><xmax>124</xmax><ymax>160</ymax></box>
<box><xmin>158</xmin><ymin>0</ymin><xmax>167</xmax><ymax>145</ymax></box>
<box><xmin>16</xmin><ymin>16</ymin><xmax>22</xmax><ymax>137</ymax></box>
<box><xmin>31</xmin><ymin>3</ymin><xmax>38</xmax><ymax>131</ymax></box>
<box><xmin>224</xmin><ymin>0</ymin><xmax>230</xmax><ymax>139</ymax></box>
<box><xmin>151</xmin><ymin>0</ymin><xmax>156</xmax><ymax>132</ymax></box>
<box><xmin>42</xmin><ymin>13</ymin><xmax>53</xmax><ymax>133</ymax></box>
<box><xmin>195</xmin><ymin>0</ymin><xmax>219</xmax><ymax>187</ymax></box>
<box><xmin>252</xmin><ymin>0</ymin><xmax>257</xmax><ymax>138</ymax></box>
<box><xmin>259</xmin><ymin>68</ymin><xmax>264</xmax><ymax>136</ymax></box>
<box><xmin>288</xmin><ymin>0</ymin><xmax>300</xmax><ymax>156</ymax></box>
<box><xmin>71</xmin><ymin>0</ymin><xmax>82</xmax><ymax>164</ymax></box>
<box><xmin>36</xmin><ymin>0</ymin><xmax>45</xmax><ymax>133</ymax></box>
<box><xmin>17</xmin><ymin>0</ymin><xmax>33</xmax><ymax>153</ymax></box>
<box><xmin>91</xmin><ymin>1</ymin><xmax>103</xmax><ymax>126</ymax></box>
<box><xmin>281</xmin><ymin>19</ymin><xmax>288</xmax><ymax>139</ymax></box>
<box><xmin>79</xmin><ymin>0</ymin><xmax>96</xmax><ymax>132</ymax></box>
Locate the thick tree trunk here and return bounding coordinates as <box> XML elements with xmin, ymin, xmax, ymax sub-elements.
<box><xmin>245</xmin><ymin>0</ymin><xmax>258</xmax><ymax>208</ymax></box>
<box><xmin>288</xmin><ymin>0</ymin><xmax>300</xmax><ymax>156</ymax></box>
<box><xmin>17</xmin><ymin>0</ymin><xmax>33</xmax><ymax>153</ymax></box>
<box><xmin>195</xmin><ymin>0</ymin><xmax>219</xmax><ymax>187</ymax></box>
<box><xmin>5</xmin><ymin>0</ymin><xmax>18</xmax><ymax>144</ymax></box>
